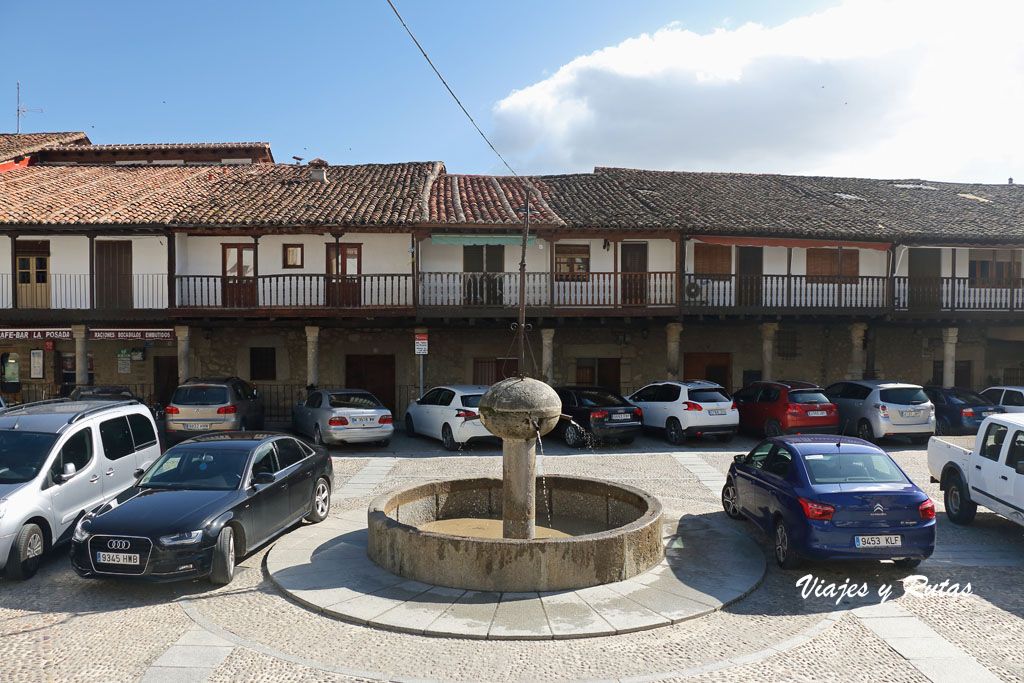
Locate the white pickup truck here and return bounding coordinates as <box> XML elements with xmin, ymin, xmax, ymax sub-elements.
<box><xmin>927</xmin><ymin>413</ymin><xmax>1024</xmax><ymax>526</ymax></box>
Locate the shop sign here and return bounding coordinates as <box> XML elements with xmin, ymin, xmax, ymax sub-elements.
<box><xmin>0</xmin><ymin>328</ymin><xmax>72</xmax><ymax>340</ymax></box>
<box><xmin>89</xmin><ymin>328</ymin><xmax>174</xmax><ymax>341</ymax></box>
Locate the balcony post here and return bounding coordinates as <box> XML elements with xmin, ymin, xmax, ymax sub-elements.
<box><xmin>541</xmin><ymin>328</ymin><xmax>555</xmax><ymax>384</ymax></box>
<box><xmin>305</xmin><ymin>326</ymin><xmax>320</xmax><ymax>388</ymax></box>
<box><xmin>410</xmin><ymin>233</ymin><xmax>419</xmax><ymax>310</ymax></box>
<box><xmin>72</xmin><ymin>325</ymin><xmax>88</xmax><ymax>387</ymax></box>
<box><xmin>166</xmin><ymin>232</ymin><xmax>176</xmax><ymax>308</ymax></box>
<box><xmin>666</xmin><ymin>322</ymin><xmax>683</xmax><ymax>380</ymax></box>
<box><xmin>88</xmin><ymin>234</ymin><xmax>96</xmax><ymax>309</ymax></box>
<box><xmin>175</xmin><ymin>325</ymin><xmax>191</xmax><ymax>382</ymax></box>
<box><xmin>252</xmin><ymin>235</ymin><xmax>260</xmax><ymax>307</ymax></box>
<box><xmin>847</xmin><ymin>322</ymin><xmax>868</xmax><ymax>380</ymax></box>
<box><xmin>9</xmin><ymin>234</ymin><xmax>16</xmax><ymax>309</ymax></box>
<box><xmin>942</xmin><ymin>328</ymin><xmax>958</xmax><ymax>388</ymax></box>
<box><xmin>760</xmin><ymin>322</ymin><xmax>779</xmax><ymax>382</ymax></box>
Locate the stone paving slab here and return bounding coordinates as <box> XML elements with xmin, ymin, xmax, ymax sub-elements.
<box><xmin>266</xmin><ymin>504</ymin><xmax>766</xmax><ymax>640</ymax></box>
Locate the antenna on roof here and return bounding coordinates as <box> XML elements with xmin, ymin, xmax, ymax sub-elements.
<box><xmin>15</xmin><ymin>81</ymin><xmax>43</xmax><ymax>134</ymax></box>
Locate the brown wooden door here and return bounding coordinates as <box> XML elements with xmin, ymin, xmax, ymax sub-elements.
<box><xmin>15</xmin><ymin>241</ymin><xmax>50</xmax><ymax>309</ymax></box>
<box><xmin>222</xmin><ymin>244</ymin><xmax>256</xmax><ymax>308</ymax></box>
<box><xmin>154</xmin><ymin>356</ymin><xmax>179</xmax><ymax>408</ymax></box>
<box><xmin>908</xmin><ymin>249</ymin><xmax>942</xmax><ymax>310</ymax></box>
<box><xmin>346</xmin><ymin>354</ymin><xmax>396</xmax><ymax>412</ymax></box>
<box><xmin>736</xmin><ymin>246</ymin><xmax>763</xmax><ymax>308</ymax></box>
<box><xmin>463</xmin><ymin>245</ymin><xmax>504</xmax><ymax>305</ymax></box>
<box><xmin>327</xmin><ymin>244</ymin><xmax>361</xmax><ymax>307</ymax></box>
<box><xmin>683</xmin><ymin>352</ymin><xmax>732</xmax><ymax>392</ymax></box>
<box><xmin>95</xmin><ymin>241</ymin><xmax>133</xmax><ymax>309</ymax></box>
<box><xmin>472</xmin><ymin>358</ymin><xmax>518</xmax><ymax>385</ymax></box>
<box><xmin>575</xmin><ymin>358</ymin><xmax>621</xmax><ymax>394</ymax></box>
<box><xmin>621</xmin><ymin>243</ymin><xmax>648</xmax><ymax>306</ymax></box>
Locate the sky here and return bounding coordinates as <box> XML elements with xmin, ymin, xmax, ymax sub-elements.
<box><xmin>3</xmin><ymin>0</ymin><xmax>1023</xmax><ymax>183</ymax></box>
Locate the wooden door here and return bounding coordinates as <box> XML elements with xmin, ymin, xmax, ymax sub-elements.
<box><xmin>346</xmin><ymin>354</ymin><xmax>396</xmax><ymax>412</ymax></box>
<box><xmin>683</xmin><ymin>352</ymin><xmax>732</xmax><ymax>392</ymax></box>
<box><xmin>736</xmin><ymin>246</ymin><xmax>763</xmax><ymax>307</ymax></box>
<box><xmin>472</xmin><ymin>358</ymin><xmax>518</xmax><ymax>385</ymax></box>
<box><xmin>621</xmin><ymin>243</ymin><xmax>648</xmax><ymax>306</ymax></box>
<box><xmin>908</xmin><ymin>249</ymin><xmax>942</xmax><ymax>310</ymax></box>
<box><xmin>222</xmin><ymin>244</ymin><xmax>256</xmax><ymax>308</ymax></box>
<box><xmin>15</xmin><ymin>241</ymin><xmax>49</xmax><ymax>309</ymax></box>
<box><xmin>153</xmin><ymin>356</ymin><xmax>179</xmax><ymax>408</ymax></box>
<box><xmin>95</xmin><ymin>241</ymin><xmax>133</xmax><ymax>309</ymax></box>
<box><xmin>327</xmin><ymin>244</ymin><xmax>361</xmax><ymax>307</ymax></box>
<box><xmin>462</xmin><ymin>245</ymin><xmax>503</xmax><ymax>305</ymax></box>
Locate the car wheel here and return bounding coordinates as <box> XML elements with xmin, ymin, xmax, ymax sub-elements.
<box><xmin>307</xmin><ymin>477</ymin><xmax>331</xmax><ymax>523</ymax></box>
<box><xmin>405</xmin><ymin>414</ymin><xmax>416</xmax><ymax>437</ymax></box>
<box><xmin>935</xmin><ymin>418</ymin><xmax>950</xmax><ymax>436</ymax></box>
<box><xmin>564</xmin><ymin>423</ymin><xmax>584</xmax><ymax>448</ymax></box>
<box><xmin>774</xmin><ymin>518</ymin><xmax>801</xmax><ymax>569</ymax></box>
<box><xmin>945</xmin><ymin>474</ymin><xmax>977</xmax><ymax>524</ymax></box>
<box><xmin>313</xmin><ymin>424</ymin><xmax>323</xmax><ymax>446</ymax></box>
<box><xmin>856</xmin><ymin>420</ymin><xmax>875</xmax><ymax>443</ymax></box>
<box><xmin>209</xmin><ymin>526</ymin><xmax>235</xmax><ymax>585</ymax></box>
<box><xmin>441</xmin><ymin>424</ymin><xmax>459</xmax><ymax>451</ymax></box>
<box><xmin>764</xmin><ymin>419</ymin><xmax>783</xmax><ymax>437</ymax></box>
<box><xmin>722</xmin><ymin>480</ymin><xmax>744</xmax><ymax>520</ymax></box>
<box><xmin>893</xmin><ymin>558</ymin><xmax>921</xmax><ymax>569</ymax></box>
<box><xmin>665</xmin><ymin>418</ymin><xmax>685</xmax><ymax>445</ymax></box>
<box><xmin>715</xmin><ymin>433</ymin><xmax>734</xmax><ymax>443</ymax></box>
<box><xmin>5</xmin><ymin>523</ymin><xmax>45</xmax><ymax>581</ymax></box>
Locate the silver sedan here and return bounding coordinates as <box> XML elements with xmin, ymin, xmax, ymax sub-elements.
<box><xmin>292</xmin><ymin>389</ymin><xmax>394</xmax><ymax>447</ymax></box>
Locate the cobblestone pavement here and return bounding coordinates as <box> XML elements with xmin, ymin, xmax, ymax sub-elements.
<box><xmin>2</xmin><ymin>432</ymin><xmax>1023</xmax><ymax>682</ymax></box>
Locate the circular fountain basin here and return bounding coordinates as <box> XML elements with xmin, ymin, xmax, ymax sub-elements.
<box><xmin>367</xmin><ymin>475</ymin><xmax>664</xmax><ymax>593</ymax></box>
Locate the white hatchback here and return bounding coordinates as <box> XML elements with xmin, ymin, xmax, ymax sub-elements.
<box><xmin>629</xmin><ymin>380</ymin><xmax>738</xmax><ymax>444</ymax></box>
<box><xmin>404</xmin><ymin>385</ymin><xmax>494</xmax><ymax>451</ymax></box>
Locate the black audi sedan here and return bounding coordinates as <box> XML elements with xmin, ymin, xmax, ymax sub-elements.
<box><xmin>71</xmin><ymin>432</ymin><xmax>333</xmax><ymax>585</ymax></box>
<box><xmin>553</xmin><ymin>386</ymin><xmax>643</xmax><ymax>447</ymax></box>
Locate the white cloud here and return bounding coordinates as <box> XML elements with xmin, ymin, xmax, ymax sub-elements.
<box><xmin>492</xmin><ymin>0</ymin><xmax>1024</xmax><ymax>183</ymax></box>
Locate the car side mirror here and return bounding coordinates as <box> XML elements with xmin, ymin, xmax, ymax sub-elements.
<box><xmin>133</xmin><ymin>468</ymin><xmax>145</xmax><ymax>479</ymax></box>
<box><xmin>733</xmin><ymin>454</ymin><xmax>744</xmax><ymax>463</ymax></box>
<box><xmin>57</xmin><ymin>462</ymin><xmax>77</xmax><ymax>482</ymax></box>
<box><xmin>1016</xmin><ymin>462</ymin><xmax>1024</xmax><ymax>476</ymax></box>
<box><xmin>415</xmin><ymin>398</ymin><xmax>422</xmax><ymax>404</ymax></box>
<box><xmin>253</xmin><ymin>472</ymin><xmax>276</xmax><ymax>486</ymax></box>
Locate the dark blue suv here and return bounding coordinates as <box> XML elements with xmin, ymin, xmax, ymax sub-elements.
<box><xmin>922</xmin><ymin>386</ymin><xmax>1005</xmax><ymax>435</ymax></box>
<box><xmin>722</xmin><ymin>435</ymin><xmax>935</xmax><ymax>569</ymax></box>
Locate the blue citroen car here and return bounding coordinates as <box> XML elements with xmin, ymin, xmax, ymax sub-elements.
<box><xmin>721</xmin><ymin>435</ymin><xmax>935</xmax><ymax>569</ymax></box>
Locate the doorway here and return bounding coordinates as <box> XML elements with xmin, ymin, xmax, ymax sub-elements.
<box><xmin>472</xmin><ymin>357</ymin><xmax>519</xmax><ymax>385</ymax></box>
<box><xmin>327</xmin><ymin>243</ymin><xmax>362</xmax><ymax>307</ymax></box>
<box><xmin>576</xmin><ymin>358</ymin><xmax>621</xmax><ymax>393</ymax></box>
<box><xmin>463</xmin><ymin>245</ymin><xmax>504</xmax><ymax>306</ymax></box>
<box><xmin>15</xmin><ymin>241</ymin><xmax>50</xmax><ymax>309</ymax></box>
<box><xmin>153</xmin><ymin>356</ymin><xmax>179</xmax><ymax>408</ymax></box>
<box><xmin>95</xmin><ymin>241</ymin><xmax>133</xmax><ymax>309</ymax></box>
<box><xmin>346</xmin><ymin>354</ymin><xmax>396</xmax><ymax>412</ymax></box>
<box><xmin>222</xmin><ymin>244</ymin><xmax>256</xmax><ymax>308</ymax></box>
<box><xmin>736</xmin><ymin>246</ymin><xmax>763</xmax><ymax>308</ymax></box>
<box><xmin>907</xmin><ymin>249</ymin><xmax>942</xmax><ymax>311</ymax></box>
<box><xmin>620</xmin><ymin>243</ymin><xmax>648</xmax><ymax>306</ymax></box>
<box><xmin>683</xmin><ymin>352</ymin><xmax>732</xmax><ymax>392</ymax></box>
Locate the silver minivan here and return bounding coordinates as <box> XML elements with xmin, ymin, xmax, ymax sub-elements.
<box><xmin>0</xmin><ymin>399</ymin><xmax>161</xmax><ymax>579</ymax></box>
<box><xmin>824</xmin><ymin>380</ymin><xmax>935</xmax><ymax>443</ymax></box>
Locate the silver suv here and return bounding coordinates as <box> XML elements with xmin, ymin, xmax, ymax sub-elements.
<box><xmin>0</xmin><ymin>399</ymin><xmax>161</xmax><ymax>579</ymax></box>
<box><xmin>824</xmin><ymin>380</ymin><xmax>935</xmax><ymax>444</ymax></box>
<box><xmin>165</xmin><ymin>377</ymin><xmax>265</xmax><ymax>440</ymax></box>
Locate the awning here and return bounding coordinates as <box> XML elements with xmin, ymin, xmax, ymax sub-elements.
<box><xmin>690</xmin><ymin>236</ymin><xmax>891</xmax><ymax>251</ymax></box>
<box><xmin>430</xmin><ymin>234</ymin><xmax>536</xmax><ymax>246</ymax></box>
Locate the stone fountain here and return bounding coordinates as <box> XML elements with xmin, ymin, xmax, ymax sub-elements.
<box><xmin>367</xmin><ymin>376</ymin><xmax>664</xmax><ymax>592</ymax></box>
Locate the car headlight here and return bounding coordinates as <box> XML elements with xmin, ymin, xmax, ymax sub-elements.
<box><xmin>159</xmin><ymin>530</ymin><xmax>205</xmax><ymax>546</ymax></box>
<box><xmin>72</xmin><ymin>516</ymin><xmax>91</xmax><ymax>543</ymax></box>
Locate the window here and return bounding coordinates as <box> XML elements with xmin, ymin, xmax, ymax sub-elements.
<box><xmin>980</xmin><ymin>423</ymin><xmax>1007</xmax><ymax>461</ymax></box>
<box><xmin>251</xmin><ymin>443</ymin><xmax>280</xmax><ymax>477</ymax></box>
<box><xmin>775</xmin><ymin>327</ymin><xmax>799</xmax><ymax>360</ymax></box>
<box><xmin>436</xmin><ymin>389</ymin><xmax>456</xmax><ymax>406</ymax></box>
<box><xmin>274</xmin><ymin>438</ymin><xmax>307</xmax><ymax>469</ymax></box>
<box><xmin>693</xmin><ymin>243</ymin><xmax>731</xmax><ymax>279</ymax></box>
<box><xmin>418</xmin><ymin>388</ymin><xmax>443</xmax><ymax>405</ymax></box>
<box><xmin>968</xmin><ymin>249</ymin><xmax>1021</xmax><ymax>287</ymax></box>
<box><xmin>249</xmin><ymin>347</ymin><xmax>276</xmax><ymax>381</ymax></box>
<box><xmin>1006</xmin><ymin>431</ymin><xmax>1024</xmax><ymax>472</ymax></box>
<box><xmin>744</xmin><ymin>442</ymin><xmax>773</xmax><ymax>467</ymax></box>
<box><xmin>656</xmin><ymin>385</ymin><xmax>681</xmax><ymax>402</ymax></box>
<box><xmin>50</xmin><ymin>429</ymin><xmax>93</xmax><ymax>480</ymax></box>
<box><xmin>100</xmin><ymin>417</ymin><xmax>136</xmax><ymax>461</ymax></box>
<box><xmin>806</xmin><ymin>248</ymin><xmax>858</xmax><ymax>283</ymax></box>
<box><xmin>1</xmin><ymin>352</ymin><xmax>20</xmax><ymax>393</ymax></box>
<box><xmin>555</xmin><ymin>244</ymin><xmax>590</xmax><ymax>282</ymax></box>
<box><xmin>575</xmin><ymin>358</ymin><xmax>621</xmax><ymax>392</ymax></box>
<box><xmin>282</xmin><ymin>244</ymin><xmax>304</xmax><ymax>269</ymax></box>
<box><xmin>981</xmin><ymin>388</ymin><xmax>1003</xmax><ymax>404</ymax></box>
<box><xmin>631</xmin><ymin>385</ymin><xmax>662</xmax><ymax>402</ymax></box>
<box><xmin>306</xmin><ymin>392</ymin><xmax>323</xmax><ymax>408</ymax></box>
<box><xmin>757</xmin><ymin>386</ymin><xmax>781</xmax><ymax>403</ymax></box>
<box><xmin>1006</xmin><ymin>390</ymin><xmax>1024</xmax><ymax>407</ymax></box>
<box><xmin>127</xmin><ymin>413</ymin><xmax>157</xmax><ymax>449</ymax></box>
<box><xmin>763</xmin><ymin>447</ymin><xmax>792</xmax><ymax>478</ymax></box>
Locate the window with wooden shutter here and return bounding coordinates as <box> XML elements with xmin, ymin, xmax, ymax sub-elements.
<box><xmin>693</xmin><ymin>244</ymin><xmax>731</xmax><ymax>279</ymax></box>
<box><xmin>555</xmin><ymin>244</ymin><xmax>590</xmax><ymax>282</ymax></box>
<box><xmin>969</xmin><ymin>249</ymin><xmax>1021</xmax><ymax>287</ymax></box>
<box><xmin>806</xmin><ymin>248</ymin><xmax>859</xmax><ymax>283</ymax></box>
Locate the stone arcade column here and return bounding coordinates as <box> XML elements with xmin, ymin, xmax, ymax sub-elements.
<box><xmin>175</xmin><ymin>325</ymin><xmax>191</xmax><ymax>383</ymax></box>
<box><xmin>541</xmin><ymin>329</ymin><xmax>555</xmax><ymax>384</ymax></box>
<box><xmin>760</xmin><ymin>322</ymin><xmax>779</xmax><ymax>382</ymax></box>
<box><xmin>848</xmin><ymin>322</ymin><xmax>868</xmax><ymax>380</ymax></box>
<box><xmin>72</xmin><ymin>325</ymin><xmax>88</xmax><ymax>387</ymax></box>
<box><xmin>305</xmin><ymin>326</ymin><xmax>320</xmax><ymax>388</ymax></box>
<box><xmin>942</xmin><ymin>327</ymin><xmax>958</xmax><ymax>388</ymax></box>
<box><xmin>665</xmin><ymin>322</ymin><xmax>683</xmax><ymax>380</ymax></box>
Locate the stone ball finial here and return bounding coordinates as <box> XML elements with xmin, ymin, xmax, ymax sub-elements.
<box><xmin>478</xmin><ymin>377</ymin><xmax>561</xmax><ymax>440</ymax></box>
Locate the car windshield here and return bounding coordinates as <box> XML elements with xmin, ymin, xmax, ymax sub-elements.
<box><xmin>879</xmin><ymin>388</ymin><xmax>928</xmax><ymax>405</ymax></box>
<box><xmin>0</xmin><ymin>431</ymin><xmax>58</xmax><ymax>484</ymax></box>
<box><xmin>575</xmin><ymin>390</ymin><xmax>629</xmax><ymax>407</ymax></box>
<box><xmin>139</xmin><ymin>446</ymin><xmax>249</xmax><ymax>490</ymax></box>
<box><xmin>948</xmin><ymin>390</ymin><xmax>989</xmax><ymax>406</ymax></box>
<box><xmin>789</xmin><ymin>390</ymin><xmax>829</xmax><ymax>404</ymax></box>
<box><xmin>689</xmin><ymin>389</ymin><xmax>730</xmax><ymax>403</ymax></box>
<box><xmin>327</xmin><ymin>392</ymin><xmax>380</xmax><ymax>408</ymax></box>
<box><xmin>172</xmin><ymin>386</ymin><xmax>229</xmax><ymax>405</ymax></box>
<box><xmin>461</xmin><ymin>394</ymin><xmax>482</xmax><ymax>408</ymax></box>
<box><xmin>802</xmin><ymin>452</ymin><xmax>909</xmax><ymax>485</ymax></box>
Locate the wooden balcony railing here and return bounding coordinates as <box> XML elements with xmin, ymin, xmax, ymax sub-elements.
<box><xmin>174</xmin><ymin>274</ymin><xmax>414</xmax><ymax>310</ymax></box>
<box><xmin>0</xmin><ymin>273</ymin><xmax>168</xmax><ymax>310</ymax></box>
<box><xmin>681</xmin><ymin>274</ymin><xmax>892</xmax><ymax>312</ymax></box>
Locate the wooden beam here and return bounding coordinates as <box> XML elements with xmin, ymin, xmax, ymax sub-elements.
<box><xmin>88</xmin><ymin>234</ymin><xmax>96</xmax><ymax>309</ymax></box>
<box><xmin>167</xmin><ymin>232</ymin><xmax>177</xmax><ymax>309</ymax></box>
<box><xmin>9</xmin><ymin>234</ymin><xmax>17</xmax><ymax>310</ymax></box>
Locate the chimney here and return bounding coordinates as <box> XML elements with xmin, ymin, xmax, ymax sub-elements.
<box><xmin>1009</xmin><ymin>177</ymin><xmax>1014</xmax><ymax>185</ymax></box>
<box><xmin>308</xmin><ymin>158</ymin><xmax>328</xmax><ymax>183</ymax></box>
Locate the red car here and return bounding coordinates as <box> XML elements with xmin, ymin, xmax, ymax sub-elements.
<box><xmin>732</xmin><ymin>381</ymin><xmax>838</xmax><ymax>437</ymax></box>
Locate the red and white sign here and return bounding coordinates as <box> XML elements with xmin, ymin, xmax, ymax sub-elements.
<box><xmin>414</xmin><ymin>333</ymin><xmax>428</xmax><ymax>355</ymax></box>
<box><xmin>89</xmin><ymin>328</ymin><xmax>174</xmax><ymax>341</ymax></box>
<box><xmin>0</xmin><ymin>328</ymin><xmax>72</xmax><ymax>340</ymax></box>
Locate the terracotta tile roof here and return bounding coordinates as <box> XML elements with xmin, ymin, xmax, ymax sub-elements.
<box><xmin>428</xmin><ymin>175</ymin><xmax>563</xmax><ymax>226</ymax></box>
<box><xmin>0</xmin><ymin>132</ymin><xmax>89</xmax><ymax>162</ymax></box>
<box><xmin>38</xmin><ymin>141</ymin><xmax>275</xmax><ymax>163</ymax></box>
<box><xmin>0</xmin><ymin>161</ymin><xmax>443</xmax><ymax>228</ymax></box>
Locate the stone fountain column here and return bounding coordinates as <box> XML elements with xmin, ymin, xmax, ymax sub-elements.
<box><xmin>478</xmin><ymin>377</ymin><xmax>562</xmax><ymax>539</ymax></box>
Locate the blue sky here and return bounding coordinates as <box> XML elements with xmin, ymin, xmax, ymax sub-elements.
<box><xmin>5</xmin><ymin>1</ymin><xmax>1023</xmax><ymax>182</ymax></box>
